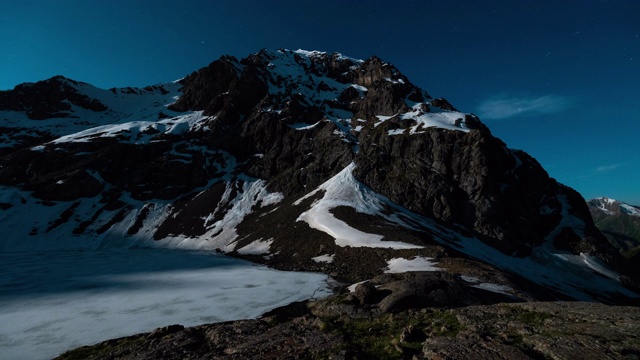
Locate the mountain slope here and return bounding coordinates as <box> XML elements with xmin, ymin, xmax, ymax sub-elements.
<box><xmin>0</xmin><ymin>49</ymin><xmax>637</xmax><ymax>303</ymax></box>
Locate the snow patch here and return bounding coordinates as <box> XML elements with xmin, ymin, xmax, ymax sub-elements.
<box><xmin>347</xmin><ymin>280</ymin><xmax>369</xmax><ymax>292</ymax></box>
<box><xmin>295</xmin><ymin>163</ymin><xmax>422</xmax><ymax>249</ymax></box>
<box><xmin>376</xmin><ymin>103</ymin><xmax>472</xmax><ymax>134</ymax></box>
<box><xmin>236</xmin><ymin>238</ymin><xmax>273</xmax><ymax>255</ymax></box>
<box><xmin>460</xmin><ymin>276</ymin><xmax>514</xmax><ymax>295</ymax></box>
<box><xmin>621</xmin><ymin>203</ymin><xmax>640</xmax><ymax>217</ymax></box>
<box><xmin>52</xmin><ymin>111</ymin><xmax>208</xmax><ymax>145</ymax></box>
<box><xmin>471</xmin><ymin>283</ymin><xmax>514</xmax><ymax>296</ymax></box>
<box><xmin>384</xmin><ymin>257</ymin><xmax>440</xmax><ymax>273</ymax></box>
<box><xmin>312</xmin><ymin>254</ymin><xmax>335</xmax><ymax>263</ymax></box>
<box><xmin>163</xmin><ymin>178</ymin><xmax>285</xmax><ymax>251</ymax></box>
<box><xmin>289</xmin><ymin>121</ymin><xmax>321</xmax><ymax>130</ymax></box>
<box><xmin>580</xmin><ymin>253</ymin><xmax>620</xmax><ymax>280</ymax></box>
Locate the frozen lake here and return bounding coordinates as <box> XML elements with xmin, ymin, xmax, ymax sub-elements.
<box><xmin>0</xmin><ymin>248</ymin><xmax>333</xmax><ymax>360</ymax></box>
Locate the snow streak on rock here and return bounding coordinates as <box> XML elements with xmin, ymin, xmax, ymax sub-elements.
<box><xmin>295</xmin><ymin>163</ymin><xmax>422</xmax><ymax>249</ymax></box>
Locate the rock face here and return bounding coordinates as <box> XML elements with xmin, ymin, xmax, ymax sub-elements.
<box><xmin>356</xmin><ymin>125</ymin><xmax>564</xmax><ymax>256</ymax></box>
<box><xmin>0</xmin><ymin>48</ymin><xmax>637</xmax><ymax>303</ymax></box>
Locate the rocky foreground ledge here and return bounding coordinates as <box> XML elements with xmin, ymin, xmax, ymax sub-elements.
<box><xmin>56</xmin><ymin>272</ymin><xmax>640</xmax><ymax>360</ymax></box>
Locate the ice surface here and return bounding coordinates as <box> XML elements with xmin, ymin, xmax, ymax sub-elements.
<box><xmin>0</xmin><ymin>248</ymin><xmax>332</xmax><ymax>360</ymax></box>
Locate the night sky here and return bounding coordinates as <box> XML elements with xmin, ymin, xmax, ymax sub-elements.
<box><xmin>2</xmin><ymin>0</ymin><xmax>639</xmax><ymax>204</ymax></box>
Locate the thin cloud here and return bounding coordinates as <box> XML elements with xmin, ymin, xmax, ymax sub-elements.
<box><xmin>595</xmin><ymin>164</ymin><xmax>621</xmax><ymax>173</ymax></box>
<box><xmin>561</xmin><ymin>163</ymin><xmax>623</xmax><ymax>182</ymax></box>
<box><xmin>477</xmin><ymin>95</ymin><xmax>573</xmax><ymax>120</ymax></box>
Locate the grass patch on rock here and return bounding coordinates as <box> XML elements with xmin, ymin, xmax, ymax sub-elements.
<box><xmin>317</xmin><ymin>308</ymin><xmax>464</xmax><ymax>359</ymax></box>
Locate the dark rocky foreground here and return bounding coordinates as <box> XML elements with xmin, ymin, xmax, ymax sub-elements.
<box><xmin>56</xmin><ymin>272</ymin><xmax>640</xmax><ymax>360</ymax></box>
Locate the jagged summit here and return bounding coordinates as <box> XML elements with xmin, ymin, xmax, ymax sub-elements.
<box><xmin>169</xmin><ymin>48</ymin><xmax>484</xmax><ymax>147</ymax></box>
<box><xmin>0</xmin><ymin>49</ymin><xmax>638</xmax><ymax>303</ymax></box>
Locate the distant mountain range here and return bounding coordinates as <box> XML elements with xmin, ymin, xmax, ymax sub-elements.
<box><xmin>588</xmin><ymin>197</ymin><xmax>640</xmax><ymax>257</ymax></box>
<box><xmin>1</xmin><ymin>49</ymin><xmax>638</xmax><ymax>305</ymax></box>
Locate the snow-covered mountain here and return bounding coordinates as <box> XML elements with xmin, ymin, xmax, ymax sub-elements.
<box><xmin>589</xmin><ymin>197</ymin><xmax>640</xmax><ymax>218</ymax></box>
<box><xmin>588</xmin><ymin>197</ymin><xmax>640</xmax><ymax>259</ymax></box>
<box><xmin>1</xmin><ymin>49</ymin><xmax>638</xmax><ymax>303</ymax></box>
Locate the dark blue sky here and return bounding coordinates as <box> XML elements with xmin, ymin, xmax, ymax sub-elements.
<box><xmin>2</xmin><ymin>0</ymin><xmax>639</xmax><ymax>204</ymax></box>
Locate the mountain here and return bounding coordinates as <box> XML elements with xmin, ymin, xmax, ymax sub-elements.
<box><xmin>588</xmin><ymin>197</ymin><xmax>640</xmax><ymax>257</ymax></box>
<box><xmin>1</xmin><ymin>49</ymin><xmax>638</xmax><ymax>306</ymax></box>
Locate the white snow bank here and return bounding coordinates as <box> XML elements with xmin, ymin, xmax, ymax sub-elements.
<box><xmin>347</xmin><ymin>280</ymin><xmax>370</xmax><ymax>292</ymax></box>
<box><xmin>621</xmin><ymin>203</ymin><xmax>640</xmax><ymax>217</ymax></box>
<box><xmin>295</xmin><ymin>163</ymin><xmax>422</xmax><ymax>249</ymax></box>
<box><xmin>376</xmin><ymin>103</ymin><xmax>472</xmax><ymax>134</ymax></box>
<box><xmin>51</xmin><ymin>111</ymin><xmax>207</xmax><ymax>145</ymax></box>
<box><xmin>293</xmin><ymin>49</ymin><xmax>363</xmax><ymax>63</ymax></box>
<box><xmin>236</xmin><ymin>238</ymin><xmax>273</xmax><ymax>255</ymax></box>
<box><xmin>312</xmin><ymin>254</ymin><xmax>335</xmax><ymax>263</ymax></box>
<box><xmin>384</xmin><ymin>257</ymin><xmax>440</xmax><ymax>273</ymax></box>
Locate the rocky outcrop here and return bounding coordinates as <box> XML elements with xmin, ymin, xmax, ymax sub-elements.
<box><xmin>353</xmin><ymin>118</ymin><xmax>608</xmax><ymax>259</ymax></box>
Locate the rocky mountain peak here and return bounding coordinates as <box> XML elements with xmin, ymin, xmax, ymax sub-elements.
<box><xmin>1</xmin><ymin>48</ymin><xmax>637</xmax><ymax>303</ymax></box>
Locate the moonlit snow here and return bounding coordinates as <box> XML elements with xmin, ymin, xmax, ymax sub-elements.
<box><xmin>384</xmin><ymin>257</ymin><xmax>440</xmax><ymax>273</ymax></box>
<box><xmin>295</xmin><ymin>163</ymin><xmax>422</xmax><ymax>249</ymax></box>
<box><xmin>0</xmin><ymin>248</ymin><xmax>332</xmax><ymax>360</ymax></box>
